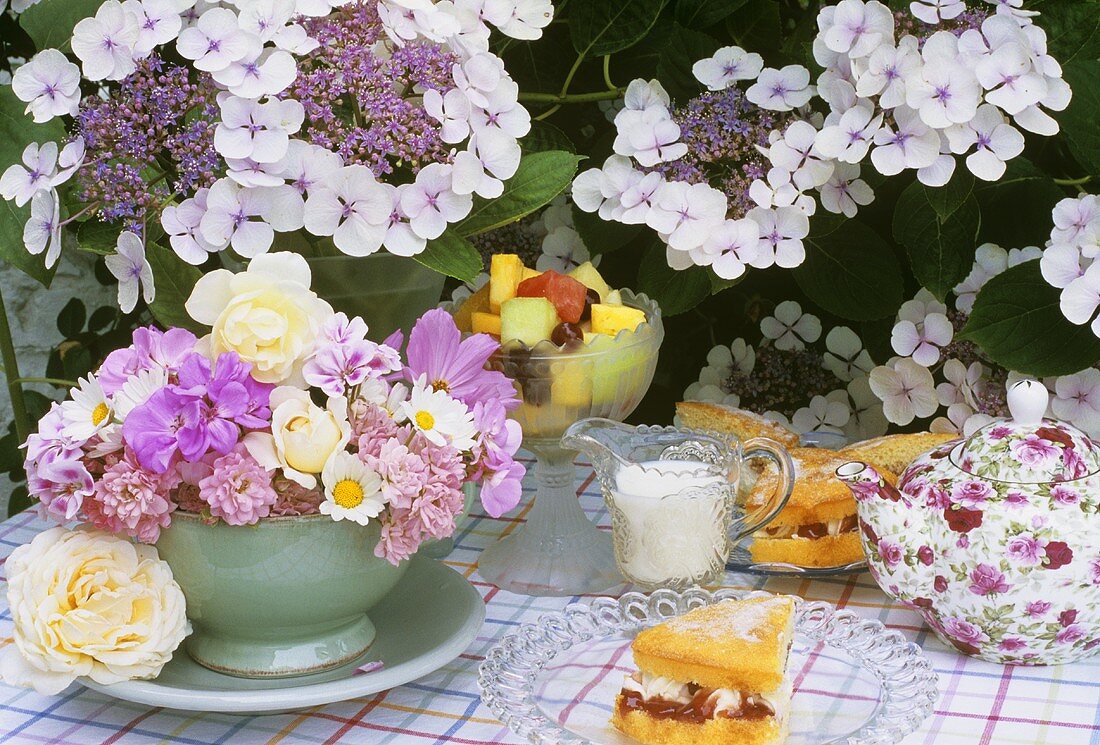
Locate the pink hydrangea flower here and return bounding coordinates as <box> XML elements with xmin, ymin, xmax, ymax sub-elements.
<box><xmin>198</xmin><ymin>447</ymin><xmax>277</xmax><ymax>526</ymax></box>
<box><xmin>85</xmin><ymin>453</ymin><xmax>180</xmax><ymax>542</ymax></box>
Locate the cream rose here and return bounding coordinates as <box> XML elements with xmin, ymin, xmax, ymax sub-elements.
<box><xmin>0</xmin><ymin>527</ymin><xmax>189</xmax><ymax>695</ymax></box>
<box><xmin>184</xmin><ymin>252</ymin><xmax>333</xmax><ymax>386</ymax></box>
<box><xmin>244</xmin><ymin>386</ymin><xmax>352</xmax><ymax>489</ymax></box>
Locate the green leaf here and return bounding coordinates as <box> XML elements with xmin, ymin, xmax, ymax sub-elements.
<box><xmin>455</xmin><ymin>150</ymin><xmax>582</xmax><ymax>237</ymax></box>
<box><xmin>724</xmin><ymin>0</ymin><xmax>781</xmax><ymax>53</ymax></box>
<box><xmin>0</xmin><ymin>87</ymin><xmax>65</xmax><ymax>286</ymax></box>
<box><xmin>8</xmin><ymin>486</ymin><xmax>31</xmax><ymax>518</ymax></box>
<box><xmin>413</xmin><ymin>230</ymin><xmax>482</xmax><ymax>284</ymax></box>
<box><xmin>924</xmin><ymin>169</ymin><xmax>974</xmax><ymax>221</ymax></box>
<box><xmin>61</xmin><ymin>344</ymin><xmax>92</xmax><ymax>380</ymax></box>
<box><xmin>959</xmin><ymin>260</ymin><xmax>1100</xmax><ymax>376</ymax></box>
<box><xmin>636</xmin><ymin>241</ymin><xmax>711</xmax><ymax>315</ymax></box>
<box><xmin>1058</xmin><ymin>60</ymin><xmax>1100</xmax><ymax>175</ymax></box>
<box><xmin>56</xmin><ymin>298</ymin><xmax>86</xmax><ymax>337</ymax></box>
<box><xmin>88</xmin><ymin>305</ymin><xmax>116</xmax><ymax>333</ymax></box>
<box><xmin>793</xmin><ymin>220</ymin><xmax>905</xmax><ymax>322</ymax></box>
<box><xmin>145</xmin><ymin>243</ymin><xmax>205</xmax><ymax>332</ymax></box>
<box><xmin>570</xmin><ymin>0</ymin><xmax>671</xmax><ymax>56</ymax></box>
<box><xmin>974</xmin><ymin>158</ymin><xmax>1064</xmax><ymax>248</ymax></box>
<box><xmin>76</xmin><ymin>220</ymin><xmax>124</xmax><ymax>255</ymax></box>
<box><xmin>893</xmin><ymin>180</ymin><xmax>980</xmax><ymax>301</ymax></box>
<box><xmin>655</xmin><ymin>23</ymin><xmax>721</xmax><ymax>101</ymax></box>
<box><xmin>675</xmin><ymin>0</ymin><xmax>749</xmax><ymax>28</ymax></box>
<box><xmin>19</xmin><ymin>0</ymin><xmax>101</xmax><ymax>53</ymax></box>
<box><xmin>522</xmin><ymin>120</ymin><xmax>576</xmax><ymax>154</ymax></box>
<box><xmin>571</xmin><ymin>203</ymin><xmax>643</xmax><ymax>256</ymax></box>
<box><xmin>1031</xmin><ymin>0</ymin><xmax>1100</xmax><ymax>64</ymax></box>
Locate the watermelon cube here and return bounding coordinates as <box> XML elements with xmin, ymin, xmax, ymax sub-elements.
<box><xmin>516</xmin><ymin>270</ymin><xmax>588</xmax><ymax>324</ymax></box>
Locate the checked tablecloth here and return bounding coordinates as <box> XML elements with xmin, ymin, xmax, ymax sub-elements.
<box><xmin>1</xmin><ymin>457</ymin><xmax>1099</xmax><ymax>745</ymax></box>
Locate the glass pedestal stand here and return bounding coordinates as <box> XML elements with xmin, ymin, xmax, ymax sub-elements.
<box><xmin>477</xmin><ymin>440</ymin><xmax>623</xmax><ymax>597</ymax></box>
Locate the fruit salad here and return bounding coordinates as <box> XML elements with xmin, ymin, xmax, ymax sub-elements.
<box><xmin>452</xmin><ymin>255</ymin><xmax>663</xmax><ymax>442</ymax></box>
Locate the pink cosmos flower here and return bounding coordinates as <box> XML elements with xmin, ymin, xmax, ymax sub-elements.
<box><xmin>198</xmin><ymin>446</ymin><xmax>277</xmax><ymax>526</ymax></box>
<box><xmin>404</xmin><ymin>308</ymin><xmax>518</xmax><ymax>408</ymax></box>
<box><xmin>969</xmin><ymin>563</ymin><xmax>1010</xmax><ymax>595</ymax></box>
<box><xmin>1005</xmin><ymin>534</ymin><xmax>1045</xmax><ymax>567</ymax></box>
<box><xmin>85</xmin><ymin>453</ymin><xmax>180</xmax><ymax>542</ymax></box>
<box><xmin>1010</xmin><ymin>434</ymin><xmax>1061</xmax><ymax>468</ymax></box>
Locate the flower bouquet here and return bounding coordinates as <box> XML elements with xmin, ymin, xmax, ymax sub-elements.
<box><xmin>3</xmin><ymin>251</ymin><xmax>524</xmax><ymax>687</ymax></box>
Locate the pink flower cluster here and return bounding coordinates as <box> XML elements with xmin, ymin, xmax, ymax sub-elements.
<box><xmin>23</xmin><ymin>305</ymin><xmax>526</xmax><ymax>565</ymax></box>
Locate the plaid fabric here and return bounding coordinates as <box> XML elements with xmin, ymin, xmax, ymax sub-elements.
<box><xmin>1</xmin><ymin>457</ymin><xmax>1098</xmax><ymax>745</ymax></box>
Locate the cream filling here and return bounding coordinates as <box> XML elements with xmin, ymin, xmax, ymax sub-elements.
<box><xmin>622</xmin><ymin>672</ymin><xmax>791</xmax><ymax>719</ymax></box>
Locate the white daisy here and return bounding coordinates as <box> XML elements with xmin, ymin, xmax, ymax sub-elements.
<box><xmin>113</xmin><ymin>366</ymin><xmax>169</xmax><ymax>419</ymax></box>
<box><xmin>58</xmin><ymin>376</ymin><xmax>112</xmax><ymax>443</ymax></box>
<box><xmin>320</xmin><ymin>451</ymin><xmax>386</xmax><ymax>526</ymax></box>
<box><xmin>401</xmin><ymin>378</ymin><xmax>478</xmax><ymax>450</ymax></box>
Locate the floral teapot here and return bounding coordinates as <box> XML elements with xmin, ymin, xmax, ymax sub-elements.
<box><xmin>836</xmin><ymin>380</ymin><xmax>1100</xmax><ymax>665</ymax></box>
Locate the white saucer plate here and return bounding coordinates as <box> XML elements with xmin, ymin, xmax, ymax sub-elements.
<box><xmin>82</xmin><ymin>556</ymin><xmax>485</xmax><ymax>715</ymax></box>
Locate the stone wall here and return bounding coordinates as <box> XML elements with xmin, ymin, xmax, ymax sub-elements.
<box><xmin>0</xmin><ymin>254</ymin><xmax>115</xmax><ymax>514</ymax></box>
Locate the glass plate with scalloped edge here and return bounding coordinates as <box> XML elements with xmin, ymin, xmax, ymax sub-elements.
<box><xmin>479</xmin><ymin>588</ymin><xmax>938</xmax><ymax>745</ymax></box>
<box><xmin>726</xmin><ymin>539</ymin><xmax>868</xmax><ymax>577</ymax></box>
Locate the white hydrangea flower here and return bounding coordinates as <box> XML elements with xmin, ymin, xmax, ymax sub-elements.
<box><xmin>646</xmin><ymin>181</ymin><xmax>727</xmax><ymax>253</ymax></box>
<box><xmin>844</xmin><ymin>375</ymin><xmax>889</xmax><ymax>438</ymax></box>
<box><xmin>869</xmin><ymin>357</ymin><xmax>938</xmax><ymax>425</ymax></box>
<box><xmin>303</xmin><ymin>165</ymin><xmax>392</xmax><ymax>256</ymax></box>
<box><xmin>910</xmin><ymin>0</ymin><xmax>965</xmax><ymax>25</ymax></box>
<box><xmin>176</xmin><ymin>7</ymin><xmax>256</xmax><ymax>73</ymax></box>
<box><xmin>400</xmin><ymin>163</ymin><xmax>473</xmax><ymax>240</ymax></box>
<box><xmin>213</xmin><ymin>48</ymin><xmax>297</xmax><ymax>99</ymax></box>
<box><xmin>761</xmin><ymin>300</ymin><xmax>821</xmax><ymax>352</ymax></box>
<box><xmin>792</xmin><ymin>394</ymin><xmax>851</xmax><ymax>434</ymax></box>
<box><xmin>769</xmin><ymin>120</ymin><xmax>834</xmax><ymax>190</ymax></box>
<box><xmin>820</xmin><ymin>0</ymin><xmax>894</xmax><ymax>60</ymax></box>
<box><xmin>1053</xmin><ymin>369</ymin><xmax>1100</xmax><ymax>435</ymax></box>
<box><xmin>746</xmin><ymin>65</ymin><xmax>814</xmax><ymax>111</ymax></box>
<box><xmin>747</xmin><ymin>206</ymin><xmax>809</xmax><ymax>269</ymax></box>
<box><xmin>823</xmin><ymin>326</ymin><xmax>873</xmax><ymax>382</ymax></box>
<box><xmin>684</xmin><ymin>339</ymin><xmax>755</xmax><ymax>406</ymax></box>
<box><xmin>944</xmin><ymin>103</ymin><xmax>1024</xmax><ymax>181</ymax></box>
<box><xmin>11</xmin><ymin>50</ymin><xmax>81</xmax><ymax>123</ymax></box>
<box><xmin>0</xmin><ymin>142</ymin><xmax>58</xmax><ymax>207</ymax></box>
<box><xmin>936</xmin><ymin>358</ymin><xmax>983</xmax><ymax>409</ymax></box>
<box><xmin>814</xmin><ymin>102</ymin><xmax>883</xmax><ymax>164</ymax></box>
<box><xmin>71</xmin><ymin>0</ymin><xmax>140</xmax><ymax>81</ymax></box>
<box><xmin>891</xmin><ymin>303</ymin><xmax>954</xmax><ymax>367</ymax></box>
<box><xmin>906</xmin><ymin>34</ymin><xmax>982</xmax><ymax>129</ymax></box>
<box><xmin>123</xmin><ymin>0</ymin><xmax>183</xmax><ymax>57</ymax></box>
<box><xmin>954</xmin><ymin>242</ymin><xmax>1041</xmax><ymax>312</ymax></box>
<box><xmin>692</xmin><ymin>46</ymin><xmax>764</xmax><ymax>91</ymax></box>
<box><xmin>479</xmin><ymin>0</ymin><xmax>553</xmax><ymax>40</ymax></box>
<box><xmin>200</xmin><ymin>179</ymin><xmax>300</xmax><ymax>257</ymax></box>
<box><xmin>691</xmin><ymin>218</ymin><xmax>761</xmax><ymax>281</ymax></box>
<box><xmin>213</xmin><ymin>96</ymin><xmax>304</xmax><ymax>164</ymax></box>
<box><xmin>22</xmin><ymin>190</ymin><xmax>62</xmax><ymax>268</ymax></box>
<box><xmin>855</xmin><ymin>36</ymin><xmax>919</xmax><ymax>109</ymax></box>
<box><xmin>870</xmin><ymin>106</ymin><xmax>939</xmax><ymax>175</ymax></box>
<box><xmin>819</xmin><ymin>162</ymin><xmax>874</xmax><ymax>217</ymax></box>
<box><xmin>162</xmin><ymin>188</ymin><xmax>223</xmax><ymax>264</ymax></box>
<box><xmin>1058</xmin><ymin>263</ymin><xmax>1100</xmax><ymax>337</ymax></box>
<box><xmin>105</xmin><ymin>231</ymin><xmax>155</xmax><ymax>313</ymax></box>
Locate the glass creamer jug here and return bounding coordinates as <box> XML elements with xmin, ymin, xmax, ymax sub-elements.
<box><xmin>562</xmin><ymin>419</ymin><xmax>795</xmax><ymax>590</ymax></box>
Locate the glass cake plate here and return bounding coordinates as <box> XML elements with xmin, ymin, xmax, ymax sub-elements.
<box><xmin>726</xmin><ymin>538</ymin><xmax>868</xmax><ymax>577</ymax></box>
<box><xmin>479</xmin><ymin>588</ymin><xmax>938</xmax><ymax>745</ymax></box>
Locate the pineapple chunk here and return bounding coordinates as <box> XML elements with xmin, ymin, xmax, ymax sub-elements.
<box><xmin>551</xmin><ymin>358</ymin><xmax>593</xmax><ymax>409</ymax></box>
<box><xmin>501</xmin><ymin>297</ymin><xmax>558</xmax><ymax>346</ymax></box>
<box><xmin>591</xmin><ymin>304</ymin><xmax>646</xmax><ymax>336</ymax></box>
<box><xmin>453</xmin><ymin>283</ymin><xmax>490</xmax><ymax>332</ymax></box>
<box><xmin>490</xmin><ymin>254</ymin><xmax>525</xmax><ymax>313</ymax></box>
<box><xmin>472</xmin><ymin>311</ymin><xmax>502</xmax><ymax>337</ymax></box>
<box><xmin>569</xmin><ymin>261</ymin><xmax>611</xmax><ymax>302</ymax></box>
<box><xmin>521</xmin><ymin>267</ymin><xmax>543</xmax><ymax>281</ymax></box>
<box><xmin>604</xmin><ymin>289</ymin><xmax>622</xmax><ymax>306</ymax></box>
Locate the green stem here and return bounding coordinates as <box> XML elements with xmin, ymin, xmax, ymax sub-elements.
<box><xmin>520</xmin><ymin>88</ymin><xmax>628</xmax><ymax>104</ymax></box>
<box><xmin>10</xmin><ymin>376</ymin><xmax>78</xmax><ymax>388</ymax></box>
<box><xmin>1054</xmin><ymin>175</ymin><xmax>1092</xmax><ymax>186</ymax></box>
<box><xmin>0</xmin><ymin>282</ymin><xmax>30</xmax><ymax>444</ymax></box>
<box><xmin>602</xmin><ymin>55</ymin><xmax>616</xmax><ymax>91</ymax></box>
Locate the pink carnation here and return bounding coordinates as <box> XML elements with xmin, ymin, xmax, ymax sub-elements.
<box><xmin>352</xmin><ymin>402</ymin><xmax>402</xmax><ymax>458</ymax></box>
<box><xmin>270</xmin><ymin>475</ymin><xmax>324</xmax><ymax>516</ymax></box>
<box><xmin>375</xmin><ymin>508</ymin><xmax>424</xmax><ymax>565</ymax></box>
<box><xmin>198</xmin><ymin>447</ymin><xmax>277</xmax><ymax>526</ymax></box>
<box><xmin>85</xmin><ymin>453</ymin><xmax>180</xmax><ymax>542</ymax></box>
<box><xmin>411</xmin><ymin>482</ymin><xmax>466</xmax><ymax>540</ymax></box>
<box><xmin>364</xmin><ymin>439</ymin><xmax>429</xmax><ymax>509</ymax></box>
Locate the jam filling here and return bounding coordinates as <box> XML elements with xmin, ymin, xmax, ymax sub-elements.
<box><xmin>617</xmin><ymin>685</ymin><xmax>775</xmax><ymax>724</ymax></box>
<box><xmin>764</xmin><ymin>514</ymin><xmax>858</xmax><ymax>540</ymax></box>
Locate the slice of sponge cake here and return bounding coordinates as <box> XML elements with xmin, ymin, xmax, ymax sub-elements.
<box><xmin>612</xmin><ymin>596</ymin><xmax>796</xmax><ymax>745</ymax></box>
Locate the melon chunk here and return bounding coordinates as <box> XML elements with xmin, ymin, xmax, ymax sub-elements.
<box><xmin>501</xmin><ymin>297</ymin><xmax>558</xmax><ymax>346</ymax></box>
<box><xmin>516</xmin><ymin>270</ymin><xmax>588</xmax><ymax>324</ymax></box>
<box><xmin>522</xmin><ymin>267</ymin><xmax>542</xmax><ymax>281</ymax></box>
<box><xmin>591</xmin><ymin>304</ymin><xmax>647</xmax><ymax>336</ymax></box>
<box><xmin>490</xmin><ymin>254</ymin><xmax>525</xmax><ymax>313</ymax></box>
<box><xmin>472</xmin><ymin>311</ymin><xmax>502</xmax><ymax>337</ymax></box>
<box><xmin>569</xmin><ymin>261</ymin><xmax>611</xmax><ymax>302</ymax></box>
<box><xmin>453</xmin><ymin>283</ymin><xmax>490</xmax><ymax>332</ymax></box>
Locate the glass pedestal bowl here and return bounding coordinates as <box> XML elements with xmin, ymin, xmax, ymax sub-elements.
<box><xmin>477</xmin><ymin>290</ymin><xmax>664</xmax><ymax>597</ymax></box>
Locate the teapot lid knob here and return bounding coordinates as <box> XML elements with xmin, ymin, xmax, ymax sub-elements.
<box><xmin>1007</xmin><ymin>379</ymin><xmax>1048</xmax><ymax>426</ymax></box>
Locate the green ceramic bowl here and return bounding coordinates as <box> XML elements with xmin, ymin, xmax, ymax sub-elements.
<box><xmin>156</xmin><ymin>512</ymin><xmax>408</xmax><ymax>679</ymax></box>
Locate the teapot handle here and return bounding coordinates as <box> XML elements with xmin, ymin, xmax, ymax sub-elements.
<box><xmin>733</xmin><ymin>437</ymin><xmax>795</xmax><ymax>541</ymax></box>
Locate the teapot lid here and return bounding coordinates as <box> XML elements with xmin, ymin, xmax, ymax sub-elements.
<box><xmin>950</xmin><ymin>380</ymin><xmax>1100</xmax><ymax>483</ymax></box>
